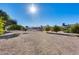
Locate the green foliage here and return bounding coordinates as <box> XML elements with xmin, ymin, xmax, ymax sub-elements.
<box><xmin>45</xmin><ymin>25</ymin><xmax>51</xmax><ymax>31</ymax></box>
<box><xmin>0</xmin><ymin>10</ymin><xmax>10</xmax><ymax>21</ymax></box>
<box><xmin>0</xmin><ymin>10</ymin><xmax>10</xmax><ymax>26</ymax></box>
<box><xmin>0</xmin><ymin>17</ymin><xmax>5</xmax><ymax>35</ymax></box>
<box><xmin>53</xmin><ymin>25</ymin><xmax>61</xmax><ymax>32</ymax></box>
<box><xmin>6</xmin><ymin>19</ymin><xmax>17</xmax><ymax>26</ymax></box>
<box><xmin>70</xmin><ymin>23</ymin><xmax>79</xmax><ymax>33</ymax></box>
<box><xmin>0</xmin><ymin>10</ymin><xmax>17</xmax><ymax>27</ymax></box>
<box><xmin>62</xmin><ymin>24</ymin><xmax>71</xmax><ymax>33</ymax></box>
<box><xmin>64</xmin><ymin>28</ymin><xmax>71</xmax><ymax>33</ymax></box>
<box><xmin>8</xmin><ymin>24</ymin><xmax>24</xmax><ymax>30</ymax></box>
<box><xmin>63</xmin><ymin>23</ymin><xmax>79</xmax><ymax>34</ymax></box>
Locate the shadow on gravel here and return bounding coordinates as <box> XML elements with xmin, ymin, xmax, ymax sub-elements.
<box><xmin>47</xmin><ymin>32</ymin><xmax>79</xmax><ymax>37</ymax></box>
<box><xmin>0</xmin><ymin>33</ymin><xmax>20</xmax><ymax>39</ymax></box>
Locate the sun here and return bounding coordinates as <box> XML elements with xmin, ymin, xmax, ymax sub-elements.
<box><xmin>29</xmin><ymin>4</ymin><xmax>37</xmax><ymax>14</ymax></box>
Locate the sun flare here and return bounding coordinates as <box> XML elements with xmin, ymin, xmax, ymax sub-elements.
<box><xmin>29</xmin><ymin>4</ymin><xmax>37</xmax><ymax>14</ymax></box>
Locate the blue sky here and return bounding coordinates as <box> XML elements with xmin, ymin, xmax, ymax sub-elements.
<box><xmin>0</xmin><ymin>3</ymin><xmax>79</xmax><ymax>27</ymax></box>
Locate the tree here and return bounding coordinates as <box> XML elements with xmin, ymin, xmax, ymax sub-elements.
<box><xmin>62</xmin><ymin>23</ymin><xmax>66</xmax><ymax>26</ymax></box>
<box><xmin>6</xmin><ymin>19</ymin><xmax>17</xmax><ymax>26</ymax></box>
<box><xmin>0</xmin><ymin>10</ymin><xmax>18</xmax><ymax>31</ymax></box>
<box><xmin>0</xmin><ymin>17</ymin><xmax>5</xmax><ymax>35</ymax></box>
<box><xmin>0</xmin><ymin>10</ymin><xmax>10</xmax><ymax>21</ymax></box>
<box><xmin>53</xmin><ymin>25</ymin><xmax>61</xmax><ymax>32</ymax></box>
<box><xmin>0</xmin><ymin>10</ymin><xmax>17</xmax><ymax>25</ymax></box>
<box><xmin>0</xmin><ymin>10</ymin><xmax>11</xmax><ymax>30</ymax></box>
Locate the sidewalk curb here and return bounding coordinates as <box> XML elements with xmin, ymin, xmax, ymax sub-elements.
<box><xmin>47</xmin><ymin>32</ymin><xmax>79</xmax><ymax>37</ymax></box>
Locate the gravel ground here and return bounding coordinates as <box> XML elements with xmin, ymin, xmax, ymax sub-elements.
<box><xmin>0</xmin><ymin>31</ymin><xmax>79</xmax><ymax>55</ymax></box>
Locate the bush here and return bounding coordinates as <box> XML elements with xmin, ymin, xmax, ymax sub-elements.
<box><xmin>8</xmin><ymin>24</ymin><xmax>24</xmax><ymax>30</ymax></box>
<box><xmin>62</xmin><ymin>24</ymin><xmax>71</xmax><ymax>33</ymax></box>
<box><xmin>45</xmin><ymin>25</ymin><xmax>51</xmax><ymax>31</ymax></box>
<box><xmin>53</xmin><ymin>25</ymin><xmax>61</xmax><ymax>32</ymax></box>
<box><xmin>63</xmin><ymin>23</ymin><xmax>79</xmax><ymax>34</ymax></box>
<box><xmin>64</xmin><ymin>28</ymin><xmax>71</xmax><ymax>33</ymax></box>
<box><xmin>70</xmin><ymin>24</ymin><xmax>79</xmax><ymax>33</ymax></box>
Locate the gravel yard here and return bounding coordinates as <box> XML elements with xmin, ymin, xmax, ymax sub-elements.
<box><xmin>0</xmin><ymin>31</ymin><xmax>79</xmax><ymax>55</ymax></box>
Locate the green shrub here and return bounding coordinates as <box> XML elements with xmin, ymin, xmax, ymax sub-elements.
<box><xmin>53</xmin><ymin>25</ymin><xmax>61</xmax><ymax>32</ymax></box>
<box><xmin>45</xmin><ymin>25</ymin><xmax>51</xmax><ymax>31</ymax></box>
<box><xmin>70</xmin><ymin>24</ymin><xmax>79</xmax><ymax>33</ymax></box>
<box><xmin>64</xmin><ymin>28</ymin><xmax>71</xmax><ymax>33</ymax></box>
<box><xmin>63</xmin><ymin>23</ymin><xmax>79</xmax><ymax>34</ymax></box>
<box><xmin>8</xmin><ymin>24</ymin><xmax>24</xmax><ymax>30</ymax></box>
<box><xmin>62</xmin><ymin>24</ymin><xmax>71</xmax><ymax>33</ymax></box>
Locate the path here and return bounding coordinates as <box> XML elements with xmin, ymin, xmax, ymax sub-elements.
<box><xmin>0</xmin><ymin>31</ymin><xmax>79</xmax><ymax>55</ymax></box>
